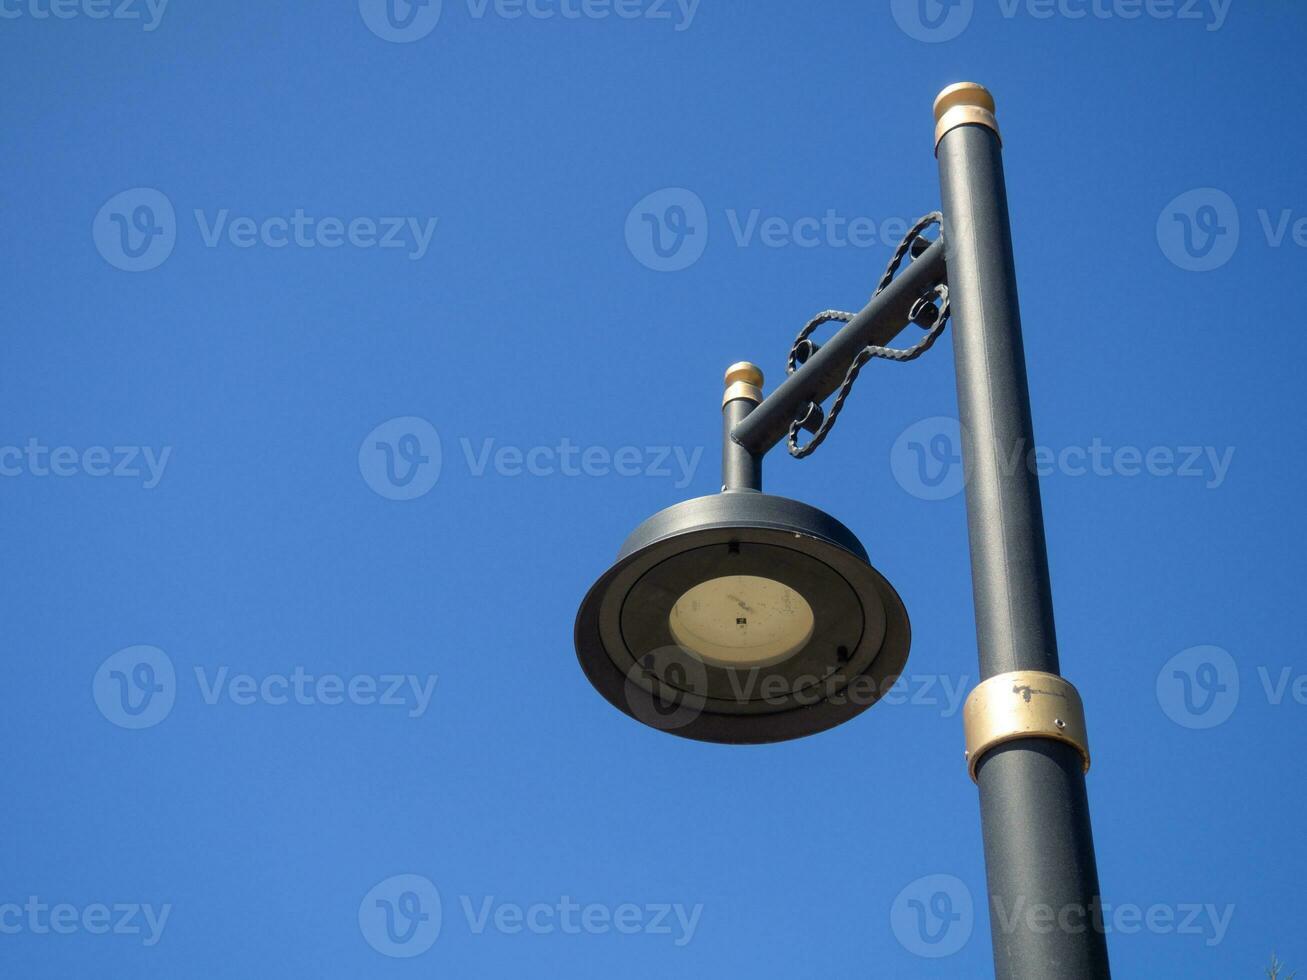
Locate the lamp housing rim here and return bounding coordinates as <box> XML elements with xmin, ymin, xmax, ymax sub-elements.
<box><xmin>574</xmin><ymin>491</ymin><xmax>911</xmax><ymax>744</ymax></box>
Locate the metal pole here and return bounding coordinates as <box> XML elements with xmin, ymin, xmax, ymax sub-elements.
<box><xmin>721</xmin><ymin>362</ymin><xmax>763</xmax><ymax>491</ymax></box>
<box><xmin>934</xmin><ymin>84</ymin><xmax>1111</xmax><ymax>979</ymax></box>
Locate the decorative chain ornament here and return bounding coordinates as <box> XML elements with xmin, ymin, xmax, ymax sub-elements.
<box><xmin>785</xmin><ymin>211</ymin><xmax>952</xmax><ymax>458</ymax></box>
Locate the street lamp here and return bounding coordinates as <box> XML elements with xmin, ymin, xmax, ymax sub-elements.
<box><xmin>573</xmin><ymin>449</ymin><xmax>912</xmax><ymax>744</ymax></box>
<box><xmin>573</xmin><ymin>84</ymin><xmax>1110</xmax><ymax>979</ymax></box>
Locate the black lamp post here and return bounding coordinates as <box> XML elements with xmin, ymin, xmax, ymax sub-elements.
<box><xmin>574</xmin><ymin>84</ymin><xmax>1110</xmax><ymax>979</ymax></box>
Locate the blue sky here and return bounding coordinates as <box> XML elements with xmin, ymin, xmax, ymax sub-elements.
<box><xmin>2</xmin><ymin>1</ymin><xmax>1305</xmax><ymax>976</ymax></box>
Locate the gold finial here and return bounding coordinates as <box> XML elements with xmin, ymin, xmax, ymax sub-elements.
<box><xmin>722</xmin><ymin>361</ymin><xmax>764</xmax><ymax>407</ymax></box>
<box><xmin>724</xmin><ymin>361</ymin><xmax>764</xmax><ymax>388</ymax></box>
<box><xmin>933</xmin><ymin>82</ymin><xmax>1000</xmax><ymax>152</ymax></box>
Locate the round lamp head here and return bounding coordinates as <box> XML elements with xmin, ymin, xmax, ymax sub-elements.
<box><xmin>574</xmin><ymin>492</ymin><xmax>911</xmax><ymax>744</ymax></box>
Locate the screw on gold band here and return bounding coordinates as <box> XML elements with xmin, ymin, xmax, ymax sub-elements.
<box><xmin>962</xmin><ymin>670</ymin><xmax>1090</xmax><ymax>783</ymax></box>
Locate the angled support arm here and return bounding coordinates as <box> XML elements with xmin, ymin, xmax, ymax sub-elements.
<box><xmin>728</xmin><ymin>236</ymin><xmax>948</xmax><ymax>459</ymax></box>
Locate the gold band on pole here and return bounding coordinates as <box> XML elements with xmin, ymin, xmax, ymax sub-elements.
<box><xmin>962</xmin><ymin>671</ymin><xmax>1090</xmax><ymax>782</ymax></box>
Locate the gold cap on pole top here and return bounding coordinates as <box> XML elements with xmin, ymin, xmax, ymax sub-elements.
<box><xmin>723</xmin><ymin>361</ymin><xmax>764</xmax><ymax>407</ymax></box>
<box><xmin>933</xmin><ymin>82</ymin><xmax>1000</xmax><ymax>152</ymax></box>
<box><xmin>724</xmin><ymin>361</ymin><xmax>763</xmax><ymax>388</ymax></box>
